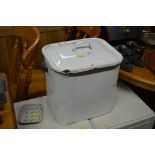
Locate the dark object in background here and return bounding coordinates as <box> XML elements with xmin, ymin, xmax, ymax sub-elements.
<box><xmin>101</xmin><ymin>26</ymin><xmax>144</xmax><ymax>72</ymax></box>
<box><xmin>118</xmin><ymin>45</ymin><xmax>144</xmax><ymax>67</ymax></box>
<box><xmin>145</xmin><ymin>52</ymin><xmax>155</xmax><ymax>74</ymax></box>
<box><xmin>0</xmin><ymin>79</ymin><xmax>6</xmax><ymax>110</ymax></box>
<box><xmin>126</xmin><ymin>41</ymin><xmax>144</xmax><ymax>58</ymax></box>
<box><xmin>0</xmin><ymin>117</ymin><xmax>2</xmax><ymax>124</ymax></box>
<box><xmin>102</xmin><ymin>26</ymin><xmax>143</xmax><ymax>45</ymax></box>
<box><xmin>114</xmin><ymin>45</ymin><xmax>132</xmax><ymax>72</ymax></box>
<box><xmin>0</xmin><ymin>79</ymin><xmax>6</xmax><ymax>125</ymax></box>
<box><xmin>66</xmin><ymin>27</ymin><xmax>77</xmax><ymax>40</ymax></box>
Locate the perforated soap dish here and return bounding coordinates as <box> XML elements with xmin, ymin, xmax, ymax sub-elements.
<box><xmin>18</xmin><ymin>104</ymin><xmax>43</xmax><ymax>124</ymax></box>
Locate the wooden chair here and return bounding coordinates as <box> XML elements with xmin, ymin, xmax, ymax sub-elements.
<box><xmin>9</xmin><ymin>26</ymin><xmax>46</xmax><ymax>102</ymax></box>
<box><xmin>65</xmin><ymin>26</ymin><xmax>101</xmax><ymax>40</ymax></box>
<box><xmin>9</xmin><ymin>26</ymin><xmax>101</xmax><ymax>102</ymax></box>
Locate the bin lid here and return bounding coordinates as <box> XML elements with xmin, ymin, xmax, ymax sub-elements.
<box><xmin>42</xmin><ymin>38</ymin><xmax>123</xmax><ymax>74</ymax></box>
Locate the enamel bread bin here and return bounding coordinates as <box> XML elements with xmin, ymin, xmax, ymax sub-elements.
<box><xmin>42</xmin><ymin>38</ymin><xmax>123</xmax><ymax>124</ymax></box>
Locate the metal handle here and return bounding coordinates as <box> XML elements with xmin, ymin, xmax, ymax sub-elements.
<box><xmin>72</xmin><ymin>43</ymin><xmax>92</xmax><ymax>51</ymax></box>
<box><xmin>40</xmin><ymin>62</ymin><xmax>48</xmax><ymax>73</ymax></box>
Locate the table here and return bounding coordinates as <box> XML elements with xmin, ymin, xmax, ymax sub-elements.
<box><xmin>119</xmin><ymin>48</ymin><xmax>155</xmax><ymax>92</ymax></box>
<box><xmin>14</xmin><ymin>82</ymin><xmax>155</xmax><ymax>129</ymax></box>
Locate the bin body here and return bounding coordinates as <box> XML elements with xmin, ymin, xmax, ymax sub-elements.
<box><xmin>42</xmin><ymin>38</ymin><xmax>123</xmax><ymax>124</ymax></box>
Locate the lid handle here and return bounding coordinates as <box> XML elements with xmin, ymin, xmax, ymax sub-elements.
<box><xmin>72</xmin><ymin>43</ymin><xmax>92</xmax><ymax>51</ymax></box>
